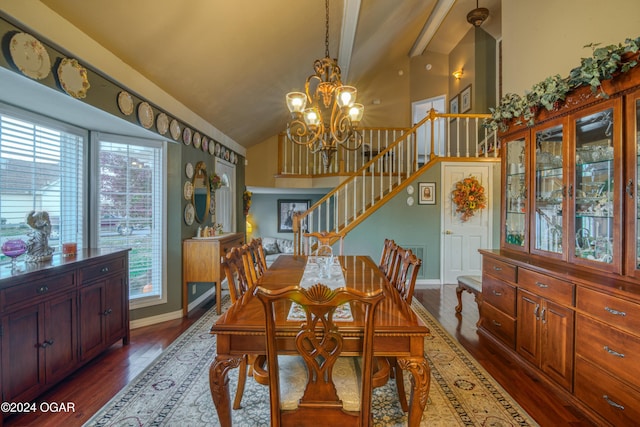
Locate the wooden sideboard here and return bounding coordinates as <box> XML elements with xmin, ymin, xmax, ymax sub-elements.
<box><xmin>0</xmin><ymin>249</ymin><xmax>129</xmax><ymax>423</ymax></box>
<box><xmin>182</xmin><ymin>233</ymin><xmax>244</xmax><ymax>316</ymax></box>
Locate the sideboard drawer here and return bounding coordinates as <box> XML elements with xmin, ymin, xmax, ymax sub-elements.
<box><xmin>482</xmin><ymin>275</ymin><xmax>516</xmax><ymax>317</ymax></box>
<box><xmin>481</xmin><ymin>303</ymin><xmax>515</xmax><ymax>348</ymax></box>
<box><xmin>3</xmin><ymin>271</ymin><xmax>75</xmax><ymax>310</ymax></box>
<box><xmin>575</xmin><ymin>314</ymin><xmax>640</xmax><ymax>387</ymax></box>
<box><xmin>518</xmin><ymin>268</ymin><xmax>574</xmax><ymax>306</ymax></box>
<box><xmin>575</xmin><ymin>356</ymin><xmax>640</xmax><ymax>426</ymax></box>
<box><xmin>78</xmin><ymin>255</ymin><xmax>126</xmax><ymax>284</ymax></box>
<box><xmin>483</xmin><ymin>257</ymin><xmax>516</xmax><ymax>283</ymax></box>
<box><xmin>576</xmin><ymin>287</ymin><xmax>640</xmax><ymax>335</ymax></box>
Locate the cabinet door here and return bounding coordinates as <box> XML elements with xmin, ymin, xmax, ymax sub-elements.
<box><xmin>516</xmin><ymin>289</ymin><xmax>541</xmax><ymax>367</ymax></box>
<box><xmin>43</xmin><ymin>291</ymin><xmax>77</xmax><ymax>385</ymax></box>
<box><xmin>540</xmin><ymin>299</ymin><xmax>574</xmax><ymax>391</ymax></box>
<box><xmin>79</xmin><ymin>281</ymin><xmax>107</xmax><ymax>361</ymax></box>
<box><xmin>624</xmin><ymin>87</ymin><xmax>640</xmax><ymax>278</ymax></box>
<box><xmin>531</xmin><ymin>118</ymin><xmax>568</xmax><ymax>259</ymax></box>
<box><xmin>569</xmin><ymin>98</ymin><xmax>623</xmax><ymax>273</ymax></box>
<box><xmin>104</xmin><ymin>273</ymin><xmax>127</xmax><ymax>345</ymax></box>
<box><xmin>1</xmin><ymin>304</ymin><xmax>43</xmax><ymax>402</ymax></box>
<box><xmin>502</xmin><ymin>130</ymin><xmax>530</xmax><ymax>252</ymax></box>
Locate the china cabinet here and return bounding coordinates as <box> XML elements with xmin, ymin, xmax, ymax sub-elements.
<box><xmin>0</xmin><ymin>249</ymin><xmax>129</xmax><ymax>423</ymax></box>
<box><xmin>480</xmin><ymin>64</ymin><xmax>640</xmax><ymax>426</ymax></box>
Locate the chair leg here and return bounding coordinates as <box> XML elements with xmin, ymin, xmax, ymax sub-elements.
<box><xmin>455</xmin><ymin>285</ymin><xmax>464</xmax><ymax>313</ymax></box>
<box><xmin>233</xmin><ymin>354</ymin><xmax>248</xmax><ymax>410</ymax></box>
<box><xmin>390</xmin><ymin>357</ymin><xmax>409</xmax><ymax>412</ymax></box>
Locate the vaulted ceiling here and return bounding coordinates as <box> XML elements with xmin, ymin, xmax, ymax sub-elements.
<box><xmin>38</xmin><ymin>0</ymin><xmax>501</xmax><ymax>149</ymax></box>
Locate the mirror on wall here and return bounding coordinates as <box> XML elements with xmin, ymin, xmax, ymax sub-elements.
<box><xmin>192</xmin><ymin>161</ymin><xmax>210</xmax><ymax>224</ymax></box>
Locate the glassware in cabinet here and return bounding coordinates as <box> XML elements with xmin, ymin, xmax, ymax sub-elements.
<box><xmin>570</xmin><ymin>100</ymin><xmax>622</xmax><ymax>272</ymax></box>
<box><xmin>624</xmin><ymin>88</ymin><xmax>640</xmax><ymax>278</ymax></box>
<box><xmin>502</xmin><ymin>133</ymin><xmax>528</xmax><ymax>251</ymax></box>
<box><xmin>531</xmin><ymin>120</ymin><xmax>566</xmax><ymax>258</ymax></box>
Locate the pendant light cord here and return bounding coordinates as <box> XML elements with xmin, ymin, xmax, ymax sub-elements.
<box><xmin>325</xmin><ymin>0</ymin><xmax>330</xmax><ymax>58</ymax></box>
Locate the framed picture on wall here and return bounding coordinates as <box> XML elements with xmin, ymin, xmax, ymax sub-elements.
<box><xmin>460</xmin><ymin>84</ymin><xmax>472</xmax><ymax>113</ymax></box>
<box><xmin>418</xmin><ymin>182</ymin><xmax>436</xmax><ymax>205</ymax></box>
<box><xmin>449</xmin><ymin>95</ymin><xmax>459</xmax><ymax>122</ymax></box>
<box><xmin>277</xmin><ymin>199</ymin><xmax>310</xmax><ymax>232</ymax></box>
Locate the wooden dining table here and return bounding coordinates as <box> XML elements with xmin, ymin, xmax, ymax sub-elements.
<box><xmin>209</xmin><ymin>254</ymin><xmax>431</xmax><ymax>426</ymax></box>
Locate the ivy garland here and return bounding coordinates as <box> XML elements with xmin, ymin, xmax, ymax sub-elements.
<box><xmin>485</xmin><ymin>36</ymin><xmax>640</xmax><ymax>132</ymax></box>
<box><xmin>452</xmin><ymin>176</ymin><xmax>487</xmax><ymax>222</ymax></box>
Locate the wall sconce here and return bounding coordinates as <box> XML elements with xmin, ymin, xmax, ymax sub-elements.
<box><xmin>452</xmin><ymin>69</ymin><xmax>464</xmax><ymax>80</ymax></box>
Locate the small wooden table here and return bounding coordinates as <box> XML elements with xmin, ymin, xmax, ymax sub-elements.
<box><xmin>182</xmin><ymin>233</ymin><xmax>244</xmax><ymax>316</ymax></box>
<box><xmin>209</xmin><ymin>255</ymin><xmax>431</xmax><ymax>426</ymax></box>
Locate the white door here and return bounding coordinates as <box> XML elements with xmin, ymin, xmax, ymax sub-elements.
<box><xmin>214</xmin><ymin>158</ymin><xmax>236</xmax><ymax>232</ymax></box>
<box><xmin>412</xmin><ymin>96</ymin><xmax>446</xmax><ymax>163</ymax></box>
<box><xmin>441</xmin><ymin>162</ymin><xmax>493</xmax><ymax>284</ymax></box>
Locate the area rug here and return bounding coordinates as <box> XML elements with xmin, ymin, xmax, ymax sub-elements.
<box><xmin>85</xmin><ymin>295</ymin><xmax>538</xmax><ymax>426</ymax></box>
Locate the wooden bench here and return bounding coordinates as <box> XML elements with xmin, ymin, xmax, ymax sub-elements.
<box><xmin>455</xmin><ymin>275</ymin><xmax>483</xmax><ymax>320</ymax></box>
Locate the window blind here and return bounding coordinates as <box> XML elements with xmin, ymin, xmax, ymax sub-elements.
<box><xmin>0</xmin><ymin>106</ymin><xmax>85</xmax><ymax>265</ymax></box>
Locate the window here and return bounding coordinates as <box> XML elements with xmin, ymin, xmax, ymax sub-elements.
<box><xmin>0</xmin><ymin>103</ymin><xmax>85</xmax><ymax>266</ymax></box>
<box><xmin>95</xmin><ymin>134</ymin><xmax>165</xmax><ymax>307</ymax></box>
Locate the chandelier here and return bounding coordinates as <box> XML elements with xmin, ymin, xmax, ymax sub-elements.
<box><xmin>285</xmin><ymin>0</ymin><xmax>364</xmax><ymax>171</ymax></box>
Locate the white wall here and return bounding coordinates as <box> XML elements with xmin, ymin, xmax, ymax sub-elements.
<box><xmin>503</xmin><ymin>0</ymin><xmax>640</xmax><ymax>95</ymax></box>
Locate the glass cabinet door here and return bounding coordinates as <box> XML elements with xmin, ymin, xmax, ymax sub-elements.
<box><xmin>503</xmin><ymin>132</ymin><xmax>528</xmax><ymax>251</ymax></box>
<box><xmin>571</xmin><ymin>100</ymin><xmax>622</xmax><ymax>272</ymax></box>
<box><xmin>625</xmin><ymin>88</ymin><xmax>640</xmax><ymax>278</ymax></box>
<box><xmin>531</xmin><ymin>120</ymin><xmax>566</xmax><ymax>259</ymax></box>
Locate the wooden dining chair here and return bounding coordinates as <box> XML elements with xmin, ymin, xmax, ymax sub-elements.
<box><xmin>254</xmin><ymin>283</ymin><xmax>384</xmax><ymax>427</ymax></box>
<box><xmin>387</xmin><ymin>246</ymin><xmax>422</xmax><ymax>412</ymax></box>
<box><xmin>378</xmin><ymin>238</ymin><xmax>398</xmax><ymax>279</ymax></box>
<box><xmin>303</xmin><ymin>231</ymin><xmax>344</xmax><ymax>255</ymax></box>
<box><xmin>220</xmin><ymin>247</ymin><xmax>254</xmax><ymax>409</ymax></box>
<box><xmin>242</xmin><ymin>238</ymin><xmax>267</xmax><ymax>286</ymax></box>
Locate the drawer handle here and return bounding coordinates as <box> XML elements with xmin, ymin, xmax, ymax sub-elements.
<box><xmin>103</xmin><ymin>308</ymin><xmax>113</xmax><ymax>316</ymax></box>
<box><xmin>534</xmin><ymin>303</ymin><xmax>540</xmax><ymax>320</ymax></box>
<box><xmin>535</xmin><ymin>282</ymin><xmax>548</xmax><ymax>288</ymax></box>
<box><xmin>491</xmin><ymin>320</ymin><xmax>502</xmax><ymax>327</ymax></box>
<box><xmin>604</xmin><ymin>345</ymin><xmax>625</xmax><ymax>358</ymax></box>
<box><xmin>603</xmin><ymin>395</ymin><xmax>625</xmax><ymax>411</ymax></box>
<box><xmin>492</xmin><ymin>266</ymin><xmax>502</xmax><ymax>271</ymax></box>
<box><xmin>604</xmin><ymin>306</ymin><xmax>626</xmax><ymax>317</ymax></box>
<box><xmin>492</xmin><ymin>290</ymin><xmax>502</xmax><ymax>296</ymax></box>
<box><xmin>101</xmin><ymin>266</ymin><xmax>110</xmax><ymax>273</ymax></box>
<box><xmin>540</xmin><ymin>308</ymin><xmax>546</xmax><ymax>324</ymax></box>
<box><xmin>36</xmin><ymin>285</ymin><xmax>49</xmax><ymax>294</ymax></box>
<box><xmin>40</xmin><ymin>339</ymin><xmax>54</xmax><ymax>348</ymax></box>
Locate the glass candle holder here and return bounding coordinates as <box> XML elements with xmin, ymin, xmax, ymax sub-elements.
<box><xmin>62</xmin><ymin>242</ymin><xmax>77</xmax><ymax>257</ymax></box>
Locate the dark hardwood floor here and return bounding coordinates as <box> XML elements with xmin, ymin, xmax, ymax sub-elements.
<box><xmin>5</xmin><ymin>285</ymin><xmax>595</xmax><ymax>426</ymax></box>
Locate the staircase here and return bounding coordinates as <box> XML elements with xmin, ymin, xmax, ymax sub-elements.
<box><xmin>289</xmin><ymin>109</ymin><xmax>498</xmax><ymax>252</ymax></box>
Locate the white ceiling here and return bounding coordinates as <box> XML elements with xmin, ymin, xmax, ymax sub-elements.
<box><xmin>32</xmin><ymin>0</ymin><xmax>501</xmax><ymax>149</ymax></box>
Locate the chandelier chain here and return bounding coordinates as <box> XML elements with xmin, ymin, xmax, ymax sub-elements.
<box><xmin>324</xmin><ymin>0</ymin><xmax>330</xmax><ymax>58</ymax></box>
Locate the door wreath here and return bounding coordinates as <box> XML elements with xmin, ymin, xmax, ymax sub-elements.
<box><xmin>452</xmin><ymin>176</ymin><xmax>487</xmax><ymax>221</ymax></box>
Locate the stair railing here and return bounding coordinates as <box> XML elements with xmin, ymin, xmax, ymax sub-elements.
<box><xmin>291</xmin><ymin>110</ymin><xmax>497</xmax><ymax>251</ymax></box>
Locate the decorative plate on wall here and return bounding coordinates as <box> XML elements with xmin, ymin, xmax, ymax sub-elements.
<box><xmin>57</xmin><ymin>58</ymin><xmax>90</xmax><ymax>99</ymax></box>
<box><xmin>182</xmin><ymin>127</ymin><xmax>192</xmax><ymax>145</ymax></box>
<box><xmin>215</xmin><ymin>143</ymin><xmax>220</xmax><ymax>156</ymax></box>
<box><xmin>184</xmin><ymin>203</ymin><xmax>195</xmax><ymax>225</ymax></box>
<box><xmin>156</xmin><ymin>112</ymin><xmax>169</xmax><ymax>135</ymax></box>
<box><xmin>117</xmin><ymin>91</ymin><xmax>134</xmax><ymax>116</ymax></box>
<box><xmin>170</xmin><ymin>119</ymin><xmax>180</xmax><ymax>140</ymax></box>
<box><xmin>185</xmin><ymin>162</ymin><xmax>194</xmax><ymax>179</ymax></box>
<box><xmin>9</xmin><ymin>32</ymin><xmax>51</xmax><ymax>80</ymax></box>
<box><xmin>201</xmin><ymin>136</ymin><xmax>208</xmax><ymax>152</ymax></box>
<box><xmin>192</xmin><ymin>132</ymin><xmax>201</xmax><ymax>149</ymax></box>
<box><xmin>208</xmin><ymin>139</ymin><xmax>216</xmax><ymax>155</ymax></box>
<box><xmin>183</xmin><ymin>180</ymin><xmax>193</xmax><ymax>199</ymax></box>
<box><xmin>137</xmin><ymin>102</ymin><xmax>154</xmax><ymax>129</ymax></box>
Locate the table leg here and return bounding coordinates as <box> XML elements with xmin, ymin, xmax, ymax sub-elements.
<box><xmin>209</xmin><ymin>354</ymin><xmax>242</xmax><ymax>427</ymax></box>
<box><xmin>398</xmin><ymin>356</ymin><xmax>431</xmax><ymax>427</ymax></box>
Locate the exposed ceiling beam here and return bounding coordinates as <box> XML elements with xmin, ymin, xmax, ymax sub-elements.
<box><xmin>409</xmin><ymin>0</ymin><xmax>456</xmax><ymax>57</ymax></box>
<box><xmin>338</xmin><ymin>0</ymin><xmax>361</xmax><ymax>81</ymax></box>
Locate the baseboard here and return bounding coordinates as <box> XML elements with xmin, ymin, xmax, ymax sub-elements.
<box><xmin>415</xmin><ymin>279</ymin><xmax>441</xmax><ymax>288</ymax></box>
<box><xmin>130</xmin><ymin>288</ymin><xmax>216</xmax><ymax>329</ymax></box>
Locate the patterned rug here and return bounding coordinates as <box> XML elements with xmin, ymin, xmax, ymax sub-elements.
<box><xmin>85</xmin><ymin>295</ymin><xmax>538</xmax><ymax>426</ymax></box>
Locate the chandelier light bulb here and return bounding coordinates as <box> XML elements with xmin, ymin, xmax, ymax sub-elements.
<box><xmin>336</xmin><ymin>86</ymin><xmax>357</xmax><ymax>108</ymax></box>
<box><xmin>348</xmin><ymin>104</ymin><xmax>364</xmax><ymax>124</ymax></box>
<box><xmin>286</xmin><ymin>92</ymin><xmax>307</xmax><ymax>113</ymax></box>
<box><xmin>303</xmin><ymin>108</ymin><xmax>321</xmax><ymax>127</ymax></box>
